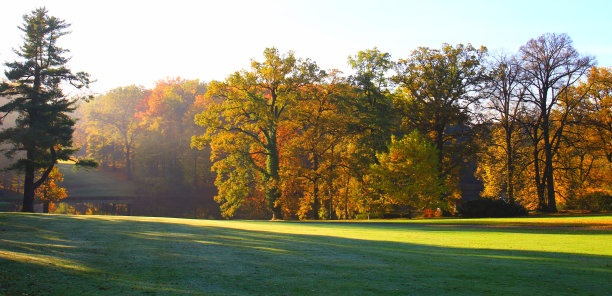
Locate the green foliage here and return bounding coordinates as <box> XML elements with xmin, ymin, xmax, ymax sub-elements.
<box><xmin>393</xmin><ymin>43</ymin><xmax>488</xmax><ymax>199</ymax></box>
<box><xmin>458</xmin><ymin>198</ymin><xmax>528</xmax><ymax>218</ymax></box>
<box><xmin>565</xmin><ymin>192</ymin><xmax>612</xmax><ymax>212</ymax></box>
<box><xmin>73</xmin><ymin>158</ymin><xmax>99</xmax><ymax>170</ymax></box>
<box><xmin>348</xmin><ymin>47</ymin><xmax>393</xmax><ymax>106</ymax></box>
<box><xmin>347</xmin><ymin>48</ymin><xmax>396</xmax><ymax>157</ymax></box>
<box><xmin>367</xmin><ymin>130</ymin><xmax>446</xmax><ymax>212</ymax></box>
<box><xmin>212</xmin><ymin>153</ymin><xmax>261</xmax><ymax>218</ymax></box>
<box><xmin>354</xmin><ymin>212</ymin><xmax>384</xmax><ymax>219</ymax></box>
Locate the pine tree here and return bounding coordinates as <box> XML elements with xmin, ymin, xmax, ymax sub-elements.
<box><xmin>0</xmin><ymin>8</ymin><xmax>91</xmax><ymax>212</ymax></box>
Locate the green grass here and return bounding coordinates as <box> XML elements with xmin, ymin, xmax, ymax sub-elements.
<box><xmin>1</xmin><ymin>214</ymin><xmax>611</xmax><ymax>295</ymax></box>
<box><xmin>57</xmin><ymin>163</ymin><xmax>137</xmax><ymax>199</ymax></box>
<box><xmin>350</xmin><ymin>214</ymin><xmax>612</xmax><ymax>227</ymax></box>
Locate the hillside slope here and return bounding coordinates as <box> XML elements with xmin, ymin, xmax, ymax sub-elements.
<box><xmin>57</xmin><ymin>163</ymin><xmax>139</xmax><ymax>200</ymax></box>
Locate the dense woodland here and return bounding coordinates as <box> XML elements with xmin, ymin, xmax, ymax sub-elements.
<box><xmin>1</xmin><ymin>9</ymin><xmax>610</xmax><ymax>219</ymax></box>
<box><xmin>72</xmin><ymin>35</ymin><xmax>611</xmax><ymax>220</ymax></box>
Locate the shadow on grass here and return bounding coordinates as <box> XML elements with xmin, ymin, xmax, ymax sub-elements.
<box><xmin>0</xmin><ymin>214</ymin><xmax>611</xmax><ymax>295</ymax></box>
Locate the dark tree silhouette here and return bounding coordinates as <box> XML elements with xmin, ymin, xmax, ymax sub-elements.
<box><xmin>0</xmin><ymin>8</ymin><xmax>91</xmax><ymax>212</ymax></box>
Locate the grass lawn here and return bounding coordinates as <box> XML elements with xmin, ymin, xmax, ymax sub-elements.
<box><xmin>57</xmin><ymin>162</ymin><xmax>138</xmax><ymax>199</ymax></box>
<box><xmin>0</xmin><ymin>213</ymin><xmax>611</xmax><ymax>295</ymax></box>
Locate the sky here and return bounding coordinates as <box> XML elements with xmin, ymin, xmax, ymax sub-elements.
<box><xmin>1</xmin><ymin>0</ymin><xmax>611</xmax><ymax>94</ymax></box>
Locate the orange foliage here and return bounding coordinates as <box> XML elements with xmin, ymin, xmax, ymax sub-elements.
<box><xmin>35</xmin><ymin>167</ymin><xmax>67</xmax><ymax>203</ymax></box>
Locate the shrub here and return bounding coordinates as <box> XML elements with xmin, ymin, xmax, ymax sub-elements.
<box><xmin>355</xmin><ymin>212</ymin><xmax>384</xmax><ymax>220</ymax></box>
<box><xmin>458</xmin><ymin>198</ymin><xmax>528</xmax><ymax>218</ymax></box>
<box><xmin>565</xmin><ymin>192</ymin><xmax>612</xmax><ymax>212</ymax></box>
<box><xmin>423</xmin><ymin>209</ymin><xmax>436</xmax><ymax>218</ymax></box>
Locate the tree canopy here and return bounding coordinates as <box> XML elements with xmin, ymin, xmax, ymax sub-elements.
<box><xmin>3</xmin><ymin>10</ymin><xmax>606</xmax><ymax>218</ymax></box>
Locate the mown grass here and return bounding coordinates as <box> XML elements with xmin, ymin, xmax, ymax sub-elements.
<box><xmin>351</xmin><ymin>214</ymin><xmax>612</xmax><ymax>227</ymax></box>
<box><xmin>0</xmin><ymin>213</ymin><xmax>611</xmax><ymax>295</ymax></box>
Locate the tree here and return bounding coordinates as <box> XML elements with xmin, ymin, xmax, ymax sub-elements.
<box><xmin>0</xmin><ymin>8</ymin><xmax>91</xmax><ymax>212</ymax></box>
<box><xmin>480</xmin><ymin>54</ymin><xmax>527</xmax><ymax>203</ymax></box>
<box><xmin>367</xmin><ymin>130</ymin><xmax>446</xmax><ymax>217</ymax></box>
<box><xmin>348</xmin><ymin>47</ymin><xmax>393</xmax><ymax>107</ymax></box>
<box><xmin>582</xmin><ymin>67</ymin><xmax>612</xmax><ymax>164</ymax></box>
<box><xmin>476</xmin><ymin>124</ymin><xmax>532</xmax><ymax>206</ymax></box>
<box><xmin>84</xmin><ymin>85</ymin><xmax>144</xmax><ymax>179</ymax></box>
<box><xmin>282</xmin><ymin>72</ymin><xmax>356</xmax><ymax>219</ymax></box>
<box><xmin>553</xmin><ymin>67</ymin><xmax>612</xmax><ymax>204</ymax></box>
<box><xmin>393</xmin><ymin>44</ymin><xmax>488</xmax><ymax>198</ymax></box>
<box><xmin>518</xmin><ymin>33</ymin><xmax>595</xmax><ymax>212</ymax></box>
<box><xmin>347</xmin><ymin>48</ymin><xmax>396</xmax><ymax>156</ymax></box>
<box><xmin>137</xmin><ymin>78</ymin><xmax>209</xmax><ymax>195</ymax></box>
<box><xmin>345</xmin><ymin>48</ymin><xmax>397</xmax><ymax>216</ymax></box>
<box><xmin>193</xmin><ymin>48</ymin><xmax>322</xmax><ymax>219</ymax></box>
<box><xmin>35</xmin><ymin>166</ymin><xmax>67</xmax><ymax>213</ymax></box>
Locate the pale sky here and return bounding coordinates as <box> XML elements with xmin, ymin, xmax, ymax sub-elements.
<box><xmin>2</xmin><ymin>0</ymin><xmax>611</xmax><ymax>94</ymax></box>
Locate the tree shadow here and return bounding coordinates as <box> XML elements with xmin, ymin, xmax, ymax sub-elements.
<box><xmin>0</xmin><ymin>214</ymin><xmax>610</xmax><ymax>295</ymax></box>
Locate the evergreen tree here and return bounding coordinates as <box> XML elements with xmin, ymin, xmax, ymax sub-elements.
<box><xmin>0</xmin><ymin>8</ymin><xmax>91</xmax><ymax>212</ymax></box>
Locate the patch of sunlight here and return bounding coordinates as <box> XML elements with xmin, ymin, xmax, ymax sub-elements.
<box><xmin>138</xmin><ymin>231</ymin><xmax>198</xmax><ymax>238</ymax></box>
<box><xmin>56</xmin><ymin>215</ymin><xmax>612</xmax><ymax>256</ymax></box>
<box><xmin>1</xmin><ymin>239</ymin><xmax>77</xmax><ymax>249</ymax></box>
<box><xmin>194</xmin><ymin>240</ymin><xmax>289</xmax><ymax>253</ymax></box>
<box><xmin>250</xmin><ymin>246</ymin><xmax>290</xmax><ymax>253</ymax></box>
<box><xmin>0</xmin><ymin>250</ymin><xmax>95</xmax><ymax>272</ymax></box>
<box><xmin>194</xmin><ymin>240</ymin><xmax>222</xmax><ymax>246</ymax></box>
<box><xmin>38</xmin><ymin>235</ymin><xmax>73</xmax><ymax>243</ymax></box>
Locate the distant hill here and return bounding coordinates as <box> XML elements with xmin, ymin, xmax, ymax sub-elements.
<box><xmin>57</xmin><ymin>162</ymin><xmax>139</xmax><ymax>200</ymax></box>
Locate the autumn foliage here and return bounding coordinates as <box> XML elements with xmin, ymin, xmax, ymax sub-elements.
<box><xmin>72</xmin><ymin>35</ymin><xmax>611</xmax><ymax>220</ymax></box>
<box><xmin>34</xmin><ymin>167</ymin><xmax>67</xmax><ymax>213</ymax></box>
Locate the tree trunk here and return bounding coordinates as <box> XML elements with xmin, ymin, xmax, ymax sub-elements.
<box><xmin>344</xmin><ymin>176</ymin><xmax>350</xmax><ymax>220</ymax></box>
<box><xmin>542</xmin><ymin>116</ymin><xmax>557</xmax><ymax>213</ymax></box>
<box><xmin>435</xmin><ymin>125</ymin><xmax>445</xmax><ymax>172</ymax></box>
<box><xmin>265</xmin><ymin>130</ymin><xmax>282</xmax><ymax>220</ymax></box>
<box><xmin>193</xmin><ymin>154</ymin><xmax>198</xmax><ymax>188</ymax></box>
<box><xmin>311</xmin><ymin>155</ymin><xmax>320</xmax><ymax>219</ymax></box>
<box><xmin>125</xmin><ymin>140</ymin><xmax>132</xmax><ymax>180</ymax></box>
<box><xmin>544</xmin><ymin>146</ymin><xmax>557</xmax><ymax>212</ymax></box>
<box><xmin>312</xmin><ymin>182</ymin><xmax>320</xmax><ymax>219</ymax></box>
<box><xmin>532</xmin><ymin>127</ymin><xmax>546</xmax><ymax>211</ymax></box>
<box><xmin>505</xmin><ymin>129</ymin><xmax>514</xmax><ymax>203</ymax></box>
<box><xmin>22</xmin><ymin>151</ymin><xmax>35</xmax><ymax>213</ymax></box>
<box><xmin>266</xmin><ymin>186</ymin><xmax>282</xmax><ymax>220</ymax></box>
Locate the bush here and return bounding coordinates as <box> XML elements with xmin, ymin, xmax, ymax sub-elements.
<box><xmin>458</xmin><ymin>198</ymin><xmax>528</xmax><ymax>218</ymax></box>
<box><xmin>565</xmin><ymin>192</ymin><xmax>612</xmax><ymax>212</ymax></box>
<box><xmin>354</xmin><ymin>212</ymin><xmax>384</xmax><ymax>220</ymax></box>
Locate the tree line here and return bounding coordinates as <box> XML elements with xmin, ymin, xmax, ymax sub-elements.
<box><xmin>79</xmin><ymin>35</ymin><xmax>610</xmax><ymax>219</ymax></box>
<box><xmin>2</xmin><ymin>9</ymin><xmax>610</xmax><ymax>218</ymax></box>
